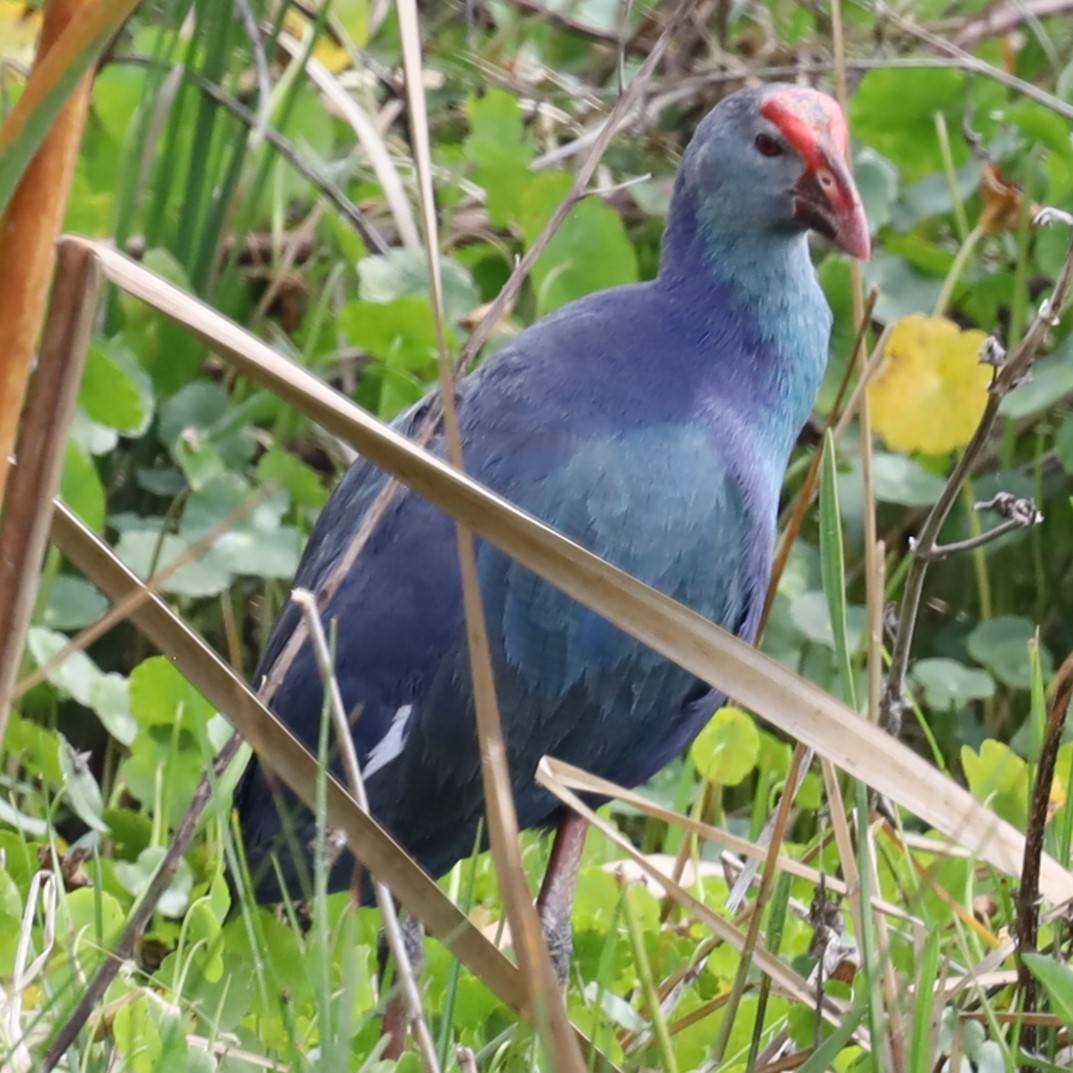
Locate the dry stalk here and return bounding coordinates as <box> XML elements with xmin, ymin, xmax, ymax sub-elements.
<box><xmin>0</xmin><ymin>242</ymin><xmax>100</xmax><ymax>744</ymax></box>
<box><xmin>1015</xmin><ymin>649</ymin><xmax>1073</xmax><ymax>1053</ymax></box>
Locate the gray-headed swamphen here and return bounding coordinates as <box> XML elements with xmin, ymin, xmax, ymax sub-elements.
<box><xmin>234</xmin><ymin>82</ymin><xmax>869</xmax><ymax>980</ymax></box>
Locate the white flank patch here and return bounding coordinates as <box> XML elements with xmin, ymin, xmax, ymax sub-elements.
<box><xmin>363</xmin><ymin>704</ymin><xmax>413</xmax><ymax>779</ymax></box>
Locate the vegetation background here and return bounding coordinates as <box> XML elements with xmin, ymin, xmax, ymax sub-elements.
<box><xmin>3</xmin><ymin>0</ymin><xmax>1073</xmax><ymax>1069</ymax></box>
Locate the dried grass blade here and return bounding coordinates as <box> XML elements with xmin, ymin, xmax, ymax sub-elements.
<box><xmin>394</xmin><ymin>0</ymin><xmax>582</xmax><ymax>1064</ymax></box>
<box><xmin>534</xmin><ymin>760</ymin><xmax>861</xmax><ymax>1041</ymax></box>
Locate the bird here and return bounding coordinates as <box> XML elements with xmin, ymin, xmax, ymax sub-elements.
<box><xmin>234</xmin><ymin>82</ymin><xmax>869</xmax><ymax>980</ymax></box>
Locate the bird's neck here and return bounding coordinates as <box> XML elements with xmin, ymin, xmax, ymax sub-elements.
<box><xmin>656</xmin><ymin>187</ymin><xmax>832</xmax><ymax>465</ymax></box>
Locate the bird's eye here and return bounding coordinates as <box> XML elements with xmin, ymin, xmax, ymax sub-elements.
<box><xmin>754</xmin><ymin>133</ymin><xmax>784</xmax><ymax>158</ymax></box>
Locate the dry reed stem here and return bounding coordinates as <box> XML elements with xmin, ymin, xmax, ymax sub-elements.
<box><xmin>394</xmin><ymin>0</ymin><xmax>583</xmax><ymax>1063</ymax></box>
<box><xmin>0</xmin><ymin>242</ymin><xmax>100</xmax><ymax>746</ymax></box>
<box><xmin>535</xmin><ymin>759</ymin><xmax>860</xmax><ymax>1040</ymax></box>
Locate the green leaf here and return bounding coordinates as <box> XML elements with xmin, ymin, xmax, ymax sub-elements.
<box><xmin>358</xmin><ymin>248</ymin><xmax>480</xmax><ymax>324</ymax></box>
<box><xmin>115</xmin><ymin>848</ymin><xmax>192</xmax><ymax>918</ymax></box>
<box><xmin>90</xmin><ymin>674</ymin><xmax>137</xmax><ymax>747</ymax></box>
<box><xmin>519</xmin><ymin>173</ymin><xmax>638</xmax><ymax>315</ymax></box>
<box><xmin>113</xmin><ymin>994</ymin><xmax>163</xmax><ymax>1073</ymax></box>
<box><xmin>59</xmin><ymin>886</ymin><xmax>125</xmax><ymax>952</ymax></box>
<box><xmin>59</xmin><ymin>738</ymin><xmax>109</xmax><ymax>833</ymax></box>
<box><xmin>43</xmin><ymin>575</ymin><xmax>109</xmax><ymax>631</ymax></box>
<box><xmin>872</xmin><ymin>452</ymin><xmax>946</xmax><ymax>507</ymax></box>
<box><xmin>0</xmin><ymin>868</ymin><xmax>23</xmax><ymax>974</ymax></box>
<box><xmin>788</xmin><ymin>590</ymin><xmax>866</xmax><ymax>652</ymax></box>
<box><xmin>61</xmin><ymin>441</ymin><xmax>106</xmax><ymax>531</ymax></box>
<box><xmin>114</xmin><ymin>530</ymin><xmax>231</xmax><ymax>598</ymax></box>
<box><xmin>1023</xmin><ymin>953</ymin><xmax>1073</xmax><ymax>1027</ymax></box>
<box><xmin>850</xmin><ymin>68</ymin><xmax>968</xmax><ymax>181</ymax></box>
<box><xmin>1005</xmin><ymin>104</ymin><xmax>1073</xmax><ymax>161</ymax></box>
<box><xmin>25</xmin><ymin>627</ymin><xmax>136</xmax><ymax>744</ymax></box>
<box><xmin>464</xmin><ymin>89</ymin><xmax>534</xmax><ymax>228</ymax></box>
<box><xmin>340</xmin><ymin>295</ymin><xmax>448</xmax><ymax>414</ymax></box>
<box><xmin>1056</xmin><ymin>416</ymin><xmax>1073</xmax><ymax>474</ymax></box>
<box><xmin>179</xmin><ymin>474</ymin><xmax>300</xmax><ymax>580</ymax></box>
<box><xmin>80</xmin><ymin>338</ymin><xmax>154</xmax><ymax>435</ymax></box>
<box><xmin>256</xmin><ymin>448</ymin><xmax>330</xmax><ymax>510</ymax></box>
<box><xmin>967</xmin><ymin>615</ymin><xmax>1053</xmax><ymax>690</ymax></box>
<box><xmin>26</xmin><ymin>626</ymin><xmax>102</xmax><ymax>708</ymax></box>
<box><xmin>911</xmin><ymin>658</ymin><xmax>995</xmax><ymax>711</ymax></box>
<box><xmin>961</xmin><ymin>739</ymin><xmax>1028</xmax><ymax>828</ymax></box>
<box><xmin>4</xmin><ymin>713</ymin><xmax>62</xmax><ymax>784</ymax></box>
<box><xmin>129</xmin><ymin>656</ymin><xmax>215</xmax><ymax>730</ymax></box>
<box><xmin>690</xmin><ymin>706</ymin><xmax>760</xmax><ymax>786</ymax></box>
<box><xmin>92</xmin><ymin>64</ymin><xmax>147</xmax><ymax>143</ymax></box>
<box><xmin>999</xmin><ymin>339</ymin><xmax>1073</xmax><ymax>420</ymax></box>
<box><xmin>853</xmin><ymin>147</ymin><xmax>899</xmax><ymax>231</ymax></box>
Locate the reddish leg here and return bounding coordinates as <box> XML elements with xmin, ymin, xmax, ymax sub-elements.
<box><xmin>536</xmin><ymin>811</ymin><xmax>589</xmax><ymax>985</ymax></box>
<box><xmin>379</xmin><ymin>912</ymin><xmax>425</xmax><ymax>1060</ymax></box>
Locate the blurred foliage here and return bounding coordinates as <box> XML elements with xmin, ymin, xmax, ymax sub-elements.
<box><xmin>4</xmin><ymin>0</ymin><xmax>1073</xmax><ymax>1070</ymax></box>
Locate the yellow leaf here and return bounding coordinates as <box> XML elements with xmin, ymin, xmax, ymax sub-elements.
<box><xmin>282</xmin><ymin>0</ymin><xmax>369</xmax><ymax>73</ymax></box>
<box><xmin>867</xmin><ymin>314</ymin><xmax>991</xmax><ymax>454</ymax></box>
<box><xmin>0</xmin><ymin>1</ymin><xmax>41</xmax><ymax>66</ymax></box>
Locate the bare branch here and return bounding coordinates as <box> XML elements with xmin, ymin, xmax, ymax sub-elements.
<box><xmin>883</xmin><ymin>216</ymin><xmax>1073</xmax><ymax>728</ymax></box>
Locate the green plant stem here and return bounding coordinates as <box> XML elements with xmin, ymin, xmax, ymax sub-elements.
<box><xmin>935</xmin><ymin>111</ymin><xmax>970</xmax><ymax>243</ymax></box>
<box><xmin>963</xmin><ymin>478</ymin><xmax>992</xmax><ymax>621</ymax></box>
<box><xmin>933</xmin><ymin>225</ymin><xmax>984</xmax><ymax>317</ymax></box>
<box><xmin>623</xmin><ymin>891</ymin><xmax>678</xmax><ymax>1073</ymax></box>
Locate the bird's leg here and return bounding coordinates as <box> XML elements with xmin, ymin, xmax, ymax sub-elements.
<box><xmin>536</xmin><ymin>810</ymin><xmax>589</xmax><ymax>987</ymax></box>
<box><xmin>378</xmin><ymin>910</ymin><xmax>425</xmax><ymax>1060</ymax></box>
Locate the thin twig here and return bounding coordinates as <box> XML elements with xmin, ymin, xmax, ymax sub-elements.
<box><xmin>231</xmin><ymin>0</ymin><xmax>271</xmax><ymax>144</ymax></box>
<box><xmin>291</xmin><ymin>589</ymin><xmax>440</xmax><ymax>1073</ymax></box>
<box><xmin>877</xmin><ymin>0</ymin><xmax>1073</xmax><ymax>120</ymax></box>
<box><xmin>883</xmin><ymin>218</ymin><xmax>1073</xmax><ymax>728</ymax></box>
<box><xmin>1015</xmin><ymin>649</ymin><xmax>1073</xmax><ymax>1053</ymax></box>
<box><xmin>276</xmin><ymin>31</ymin><xmax>422</xmax><ymax>250</ymax></box>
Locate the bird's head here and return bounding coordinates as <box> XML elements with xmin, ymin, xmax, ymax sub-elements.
<box><xmin>678</xmin><ymin>83</ymin><xmax>870</xmax><ymax>260</ymax></box>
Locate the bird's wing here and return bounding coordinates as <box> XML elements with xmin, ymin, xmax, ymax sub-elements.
<box><xmin>475</xmin><ymin>421</ymin><xmax>768</xmax><ymax>792</ymax></box>
<box><xmin>252</xmin><ymin>391</ymin><xmax>443</xmax><ymax>690</ymax></box>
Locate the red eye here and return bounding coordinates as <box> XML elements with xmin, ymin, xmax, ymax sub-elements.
<box><xmin>754</xmin><ymin>132</ymin><xmax>784</xmax><ymax>158</ymax></box>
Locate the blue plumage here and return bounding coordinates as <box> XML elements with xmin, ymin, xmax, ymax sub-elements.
<box><xmin>236</xmin><ymin>83</ymin><xmax>868</xmax><ymax>902</ymax></box>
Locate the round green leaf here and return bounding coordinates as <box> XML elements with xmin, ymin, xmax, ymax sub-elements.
<box><xmin>967</xmin><ymin>615</ymin><xmax>1053</xmax><ymax>689</ymax></box>
<box><xmin>690</xmin><ymin>706</ymin><xmax>760</xmax><ymax>786</ymax></box>
<box><xmin>911</xmin><ymin>658</ymin><xmax>995</xmax><ymax>711</ymax></box>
